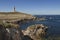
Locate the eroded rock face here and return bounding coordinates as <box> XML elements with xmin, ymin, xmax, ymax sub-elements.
<box><xmin>22</xmin><ymin>24</ymin><xmax>48</xmax><ymax>40</ymax></box>
<box><xmin>5</xmin><ymin>28</ymin><xmax>24</xmax><ymax>40</ymax></box>
<box><xmin>0</xmin><ymin>22</ymin><xmax>48</xmax><ymax>40</ymax></box>
<box><xmin>0</xmin><ymin>23</ymin><xmax>24</xmax><ymax>40</ymax></box>
<box><xmin>0</xmin><ymin>24</ymin><xmax>7</xmax><ymax>40</ymax></box>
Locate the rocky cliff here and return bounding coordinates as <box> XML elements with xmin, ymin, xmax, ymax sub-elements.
<box><xmin>0</xmin><ymin>23</ymin><xmax>24</xmax><ymax>40</ymax></box>
<box><xmin>0</xmin><ymin>12</ymin><xmax>48</xmax><ymax>40</ymax></box>
<box><xmin>0</xmin><ymin>12</ymin><xmax>35</xmax><ymax>22</ymax></box>
<box><xmin>0</xmin><ymin>22</ymin><xmax>48</xmax><ymax>40</ymax></box>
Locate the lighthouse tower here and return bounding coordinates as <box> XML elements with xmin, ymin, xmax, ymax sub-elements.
<box><xmin>14</xmin><ymin>6</ymin><xmax>16</xmax><ymax>12</ymax></box>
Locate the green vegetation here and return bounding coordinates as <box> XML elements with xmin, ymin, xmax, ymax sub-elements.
<box><xmin>0</xmin><ymin>22</ymin><xmax>19</xmax><ymax>28</ymax></box>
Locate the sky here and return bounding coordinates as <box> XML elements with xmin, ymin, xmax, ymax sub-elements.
<box><xmin>0</xmin><ymin>0</ymin><xmax>60</xmax><ymax>15</ymax></box>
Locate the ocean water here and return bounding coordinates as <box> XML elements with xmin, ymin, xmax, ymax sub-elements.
<box><xmin>20</xmin><ymin>15</ymin><xmax>60</xmax><ymax>40</ymax></box>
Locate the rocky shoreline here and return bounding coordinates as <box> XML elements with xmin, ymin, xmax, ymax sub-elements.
<box><xmin>0</xmin><ymin>12</ymin><xmax>48</xmax><ymax>40</ymax></box>
<box><xmin>0</xmin><ymin>22</ymin><xmax>48</xmax><ymax>40</ymax></box>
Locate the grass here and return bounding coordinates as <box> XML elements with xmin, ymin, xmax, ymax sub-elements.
<box><xmin>0</xmin><ymin>21</ymin><xmax>19</xmax><ymax>28</ymax></box>
<box><xmin>0</xmin><ymin>12</ymin><xmax>34</xmax><ymax>20</ymax></box>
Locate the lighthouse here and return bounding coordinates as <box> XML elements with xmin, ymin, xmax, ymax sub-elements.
<box><xmin>14</xmin><ymin>6</ymin><xmax>16</xmax><ymax>12</ymax></box>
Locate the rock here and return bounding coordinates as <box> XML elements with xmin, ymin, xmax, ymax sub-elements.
<box><xmin>34</xmin><ymin>17</ymin><xmax>46</xmax><ymax>21</ymax></box>
<box><xmin>22</xmin><ymin>24</ymin><xmax>48</xmax><ymax>40</ymax></box>
<box><xmin>6</xmin><ymin>28</ymin><xmax>23</xmax><ymax>40</ymax></box>
<box><xmin>22</xmin><ymin>35</ymin><xmax>33</xmax><ymax>40</ymax></box>
<box><xmin>0</xmin><ymin>22</ymin><xmax>48</xmax><ymax>40</ymax></box>
<box><xmin>0</xmin><ymin>24</ymin><xmax>7</xmax><ymax>40</ymax></box>
<box><xmin>0</xmin><ymin>23</ymin><xmax>24</xmax><ymax>40</ymax></box>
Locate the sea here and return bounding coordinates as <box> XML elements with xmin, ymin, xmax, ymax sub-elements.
<box><xmin>20</xmin><ymin>15</ymin><xmax>60</xmax><ymax>40</ymax></box>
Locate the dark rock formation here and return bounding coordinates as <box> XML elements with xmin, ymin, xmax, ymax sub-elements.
<box><xmin>22</xmin><ymin>35</ymin><xmax>33</xmax><ymax>40</ymax></box>
<box><xmin>22</xmin><ymin>24</ymin><xmax>48</xmax><ymax>40</ymax></box>
<box><xmin>0</xmin><ymin>23</ymin><xmax>24</xmax><ymax>40</ymax></box>
<box><xmin>0</xmin><ymin>24</ymin><xmax>7</xmax><ymax>40</ymax></box>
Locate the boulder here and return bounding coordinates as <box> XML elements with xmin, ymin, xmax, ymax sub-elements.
<box><xmin>22</xmin><ymin>24</ymin><xmax>48</xmax><ymax>40</ymax></box>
